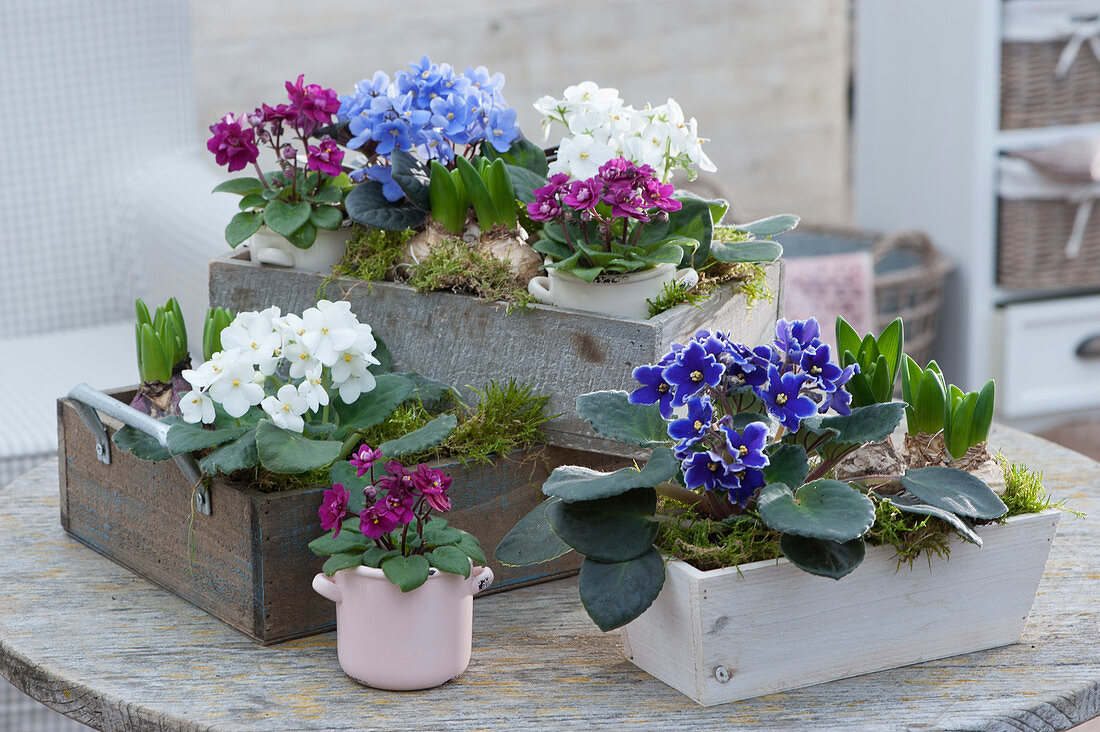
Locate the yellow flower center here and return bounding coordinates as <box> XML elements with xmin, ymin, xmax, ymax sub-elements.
<box><xmin>811</xmin><ymin>365</ymin><xmax>822</xmax><ymax>375</ymax></box>
<box><xmin>693</xmin><ymin>420</ymin><xmax>703</xmax><ymax>431</ymax></box>
<box><xmin>738</xmin><ymin>446</ymin><xmax>748</xmax><ymax>456</ymax></box>
<box><xmin>776</xmin><ymin>393</ymin><xmax>788</xmax><ymax>405</ymax></box>
<box><xmin>282</xmin><ymin>404</ymin><xmax>291</xmax><ymax>413</ymax></box>
<box><xmin>299</xmin><ymin>353</ymin><xmax>309</xmax><ymax>360</ymax></box>
<box><xmin>344</xmin><ymin>353</ymin><xmax>353</xmax><ymax>363</ymax></box>
<box><xmin>658</xmin><ymin>383</ymin><xmax>669</xmax><ymax>394</ymax></box>
<box><xmin>250</xmin><ymin>342</ymin><xmax>259</xmax><ymax>350</ymax></box>
<box><xmin>708</xmin><ymin>462</ymin><xmax>719</xmax><ymax>472</ymax></box>
<box><xmin>579</xmin><ymin>152</ymin><xmax>590</xmax><ymax>160</ymax></box>
<box><xmin>690</xmin><ymin>370</ymin><xmax>703</xmax><ymax>382</ymax></box>
<box><xmin>232</xmin><ymin>379</ymin><xmax>240</xmax><ymax>387</ymax></box>
<box><xmin>447</xmin><ymin>112</ymin><xmax>454</xmax><ymax>120</ymax></box>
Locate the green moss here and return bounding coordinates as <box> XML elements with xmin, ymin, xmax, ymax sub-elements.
<box><xmin>321</xmin><ymin>225</ymin><xmax>417</xmax><ymax>298</ymax></box>
<box><xmin>865</xmin><ymin>495</ymin><xmax>953</xmax><ymax>569</ymax></box>
<box><xmin>406</xmin><ymin>236</ymin><xmax>536</xmax><ymax>309</ymax></box>
<box><xmin>997</xmin><ymin>454</ymin><xmax>1084</xmax><ymax>518</ymax></box>
<box><xmin>646</xmin><ymin>279</ymin><xmax>709</xmax><ymax>317</ymax></box>
<box><xmin>655</xmin><ymin>500</ymin><xmax>782</xmax><ymax>571</ymax></box>
<box><xmin>357</xmin><ymin>378</ymin><xmax>552</xmax><ymax>467</ymax></box>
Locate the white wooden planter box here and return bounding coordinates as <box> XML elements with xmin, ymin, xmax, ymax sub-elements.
<box><xmin>620</xmin><ymin>510</ymin><xmax>1060</xmax><ymax>706</ymax></box>
<box><xmin>209</xmin><ymin>251</ymin><xmax>783</xmax><ymax>456</ymax></box>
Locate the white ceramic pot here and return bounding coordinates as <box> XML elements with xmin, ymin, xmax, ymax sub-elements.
<box><xmin>312</xmin><ymin>563</ymin><xmax>494</xmax><ymax>690</ymax></box>
<box><xmin>247</xmin><ymin>224</ymin><xmax>352</xmax><ymax>273</ymax></box>
<box><xmin>527</xmin><ymin>263</ymin><xmax>699</xmax><ymax>320</ymax></box>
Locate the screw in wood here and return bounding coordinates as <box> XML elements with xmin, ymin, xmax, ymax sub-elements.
<box><xmin>714</xmin><ymin>665</ymin><xmax>731</xmax><ymax>683</ymax></box>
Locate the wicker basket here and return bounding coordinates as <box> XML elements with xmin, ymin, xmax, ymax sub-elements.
<box><xmin>1001</xmin><ymin>39</ymin><xmax>1100</xmax><ymax>129</ymax></box>
<box><xmin>779</xmin><ymin>227</ymin><xmax>953</xmax><ymax>366</ymax></box>
<box><xmin>871</xmin><ymin>230</ymin><xmax>954</xmax><ymax>366</ymax></box>
<box><xmin>997</xmin><ymin>197</ymin><xmax>1100</xmax><ymax>289</ymax></box>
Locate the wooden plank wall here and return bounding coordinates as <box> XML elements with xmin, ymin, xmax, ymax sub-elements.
<box><xmin>189</xmin><ymin>0</ymin><xmax>850</xmax><ymax>225</ymax></box>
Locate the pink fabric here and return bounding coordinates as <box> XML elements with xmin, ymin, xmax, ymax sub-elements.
<box><xmin>783</xmin><ymin>251</ymin><xmax>876</xmax><ymax>354</ymax></box>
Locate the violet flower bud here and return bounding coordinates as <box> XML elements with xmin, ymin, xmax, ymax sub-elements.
<box><xmin>281</xmin><ymin>144</ymin><xmax>296</xmax><ymax>161</ymax></box>
<box><xmin>363</xmin><ymin>485</ymin><xmax>378</xmax><ymax>502</ymax></box>
<box><xmin>247</xmin><ymin>111</ymin><xmax>265</xmax><ymax>128</ymax></box>
<box><xmin>257</xmin><ymin>130</ymin><xmax>271</xmax><ymax>143</ymax></box>
<box><xmin>655</xmin><ymin>210</ymin><xmax>670</xmax><ymax>223</ymax></box>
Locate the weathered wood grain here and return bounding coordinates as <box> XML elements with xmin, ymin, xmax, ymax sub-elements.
<box><xmin>56</xmin><ymin>393</ymin><xmax>620</xmax><ymax>644</ymax></box>
<box><xmin>622</xmin><ymin>511</ymin><xmax>1061</xmax><ymax>705</ymax></box>
<box><xmin>208</xmin><ymin>251</ymin><xmax>784</xmax><ymax>456</ymax></box>
<box><xmin>1</xmin><ymin>425</ymin><xmax>1095</xmax><ymax>730</ymax></box>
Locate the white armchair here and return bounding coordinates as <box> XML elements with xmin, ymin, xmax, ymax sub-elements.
<box><xmin>0</xmin><ymin>0</ymin><xmax>236</xmax><ymax>488</ymax></box>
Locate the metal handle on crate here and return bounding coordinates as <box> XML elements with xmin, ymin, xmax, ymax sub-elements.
<box><xmin>66</xmin><ymin>383</ymin><xmax>211</xmax><ymax>516</ymax></box>
<box><xmin>1076</xmin><ymin>335</ymin><xmax>1100</xmax><ymax>360</ymax></box>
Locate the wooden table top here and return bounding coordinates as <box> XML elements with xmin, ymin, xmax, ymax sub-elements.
<box><xmin>1</xmin><ymin>425</ymin><xmax>1098</xmax><ymax>731</ymax></box>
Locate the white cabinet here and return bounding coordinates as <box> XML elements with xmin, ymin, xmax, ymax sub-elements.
<box><xmin>854</xmin><ymin>0</ymin><xmax>1100</xmax><ymax>420</ymax></box>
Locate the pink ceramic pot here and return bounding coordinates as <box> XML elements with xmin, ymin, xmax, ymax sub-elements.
<box><xmin>312</xmin><ymin>564</ymin><xmax>494</xmax><ymax>690</ymax></box>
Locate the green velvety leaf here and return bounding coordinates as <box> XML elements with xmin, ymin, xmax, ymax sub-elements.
<box><xmin>263</xmin><ymin>199</ymin><xmax>312</xmax><ymax>238</ymax></box>
<box><xmin>543</xmin><ymin>446</ymin><xmax>679</xmax><ymax>502</ymax></box>
<box><xmin>578</xmin><ymin>548</ymin><xmax>666</xmax><ymax>631</ymax></box>
<box><xmin>329</xmin><ymin>461</ymin><xmax>369</xmax><ymax>514</ymax></box>
<box><xmin>757</xmin><ymin>479</ymin><xmax>876</xmax><ymax>541</ymax></box>
<box><xmin>256</xmin><ymin>420</ymin><xmax>343</xmax><ymax>474</ymax></box>
<box><xmin>665</xmin><ymin>194</ymin><xmax>713</xmax><ymax>269</ymax></box>
<box><xmin>310</xmin><ymin>184</ymin><xmax>342</xmax><ymax>204</ymax></box>
<box><xmin>546</xmin><ymin>487</ymin><xmax>658</xmax><ymax>562</ymax></box>
<box><xmin>483</xmin><ymin>136</ymin><xmax>550</xmax><ymax>177</ymax></box>
<box><xmin>900</xmin><ymin>466</ymin><xmax>1007</xmax><ymax>520</ymax></box>
<box><xmin>368</xmin><ymin>335</ymin><xmax>392</xmax><ymax>376</ymax></box>
<box><xmin>455</xmin><ymin>530</ymin><xmax>486</xmax><ymax>565</ymax></box>
<box><xmin>212</xmin><ymin>177</ymin><xmax>263</xmax><ymax>195</ymax></box>
<box><xmin>198</xmin><ymin>429</ymin><xmax>258</xmax><ymax>474</ymax></box>
<box><xmin>398</xmin><ymin>371</ymin><xmax>457</xmax><ymax>412</ymax></box>
<box><xmin>575</xmin><ymin>390</ymin><xmax>672</xmax><ymax>447</ymax></box>
<box><xmin>361</xmin><ymin>547</ymin><xmax>400</xmax><ymax>568</ymax></box>
<box><xmin>708</xmin><ymin>198</ymin><xmax>730</xmax><ymax>226</ymax></box>
<box><xmin>504</xmin><ymin>163</ymin><xmax>547</xmax><ymax>204</ymax></box>
<box><xmin>308</xmin><ymin>529</ymin><xmax>370</xmax><ymax>557</ymax></box>
<box><xmin>422</xmin><ymin>520</ymin><xmax>463</xmax><ymax>547</ymax></box>
<box><xmin>495</xmin><ymin>497</ymin><xmax>573</xmax><ymax>567</ymax></box>
<box><xmin>310</xmin><ymin>205</ymin><xmax>343</xmax><ymax>231</ymax></box>
<box><xmin>532</xmin><ymin>235</ymin><xmax>573</xmax><ymax>261</ymax></box>
<box><xmin>345</xmin><ymin>180</ymin><xmax>428</xmax><ymax>230</ymax></box>
<box><xmin>732</xmin><ymin>213</ymin><xmax>800</xmax><ymax>237</ymax></box>
<box><xmin>779</xmin><ymin>534</ymin><xmax>865</xmax><ymax>579</ymax></box>
<box><xmin>239</xmin><ymin>194</ymin><xmax>265</xmax><ymax>210</ymax></box>
<box><xmin>818</xmin><ymin>402</ymin><xmax>906</xmax><ymax>445</ymax></box>
<box><xmin>886</xmin><ymin>493</ymin><xmax>983</xmax><ymax>547</ymax></box>
<box><xmin>112</xmin><ymin>425</ymin><xmax>172</xmax><ymax>461</ymax></box>
<box><xmin>165</xmin><ymin>423</ymin><xmax>246</xmax><ymax>455</ymax></box>
<box><xmin>762</xmin><ymin>443</ymin><xmax>810</xmax><ymax>488</ymax></box>
<box><xmin>390</xmin><ymin>148</ymin><xmax>431</xmax><ymax>210</ymax></box>
<box><xmin>379</xmin><ymin>413</ymin><xmax>457</xmax><ymax>458</ymax></box>
<box><xmin>708</xmin><ymin>239</ymin><xmax>783</xmax><ymax>263</ymax></box>
<box><xmin>286</xmin><ymin>219</ymin><xmax>318</xmax><ymax>249</ymax></box>
<box><xmin>783</xmin><ymin>417</ymin><xmax>839</xmax><ymax>456</ymax></box>
<box><xmin>322</xmin><ymin>552</ymin><xmax>363</xmax><ymax>576</ymax></box>
<box><xmin>427</xmin><ymin>545</ymin><xmax>471</xmax><ymax>577</ymax></box>
<box><xmin>334</xmin><ymin>373</ymin><xmax>414</xmax><ymax>433</ymax></box>
<box><xmin>226</xmin><ymin>210</ymin><xmax>263</xmax><ymax>247</ymax></box>
<box><xmin>381</xmin><ymin>553</ymin><xmax>431</xmax><ymax>592</ymax></box>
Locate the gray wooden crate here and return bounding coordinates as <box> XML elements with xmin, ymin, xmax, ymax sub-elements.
<box><xmin>58</xmin><ymin>389</ymin><xmax>625</xmax><ymax>645</ymax></box>
<box><xmin>209</xmin><ymin>251</ymin><xmax>784</xmax><ymax>456</ymax></box>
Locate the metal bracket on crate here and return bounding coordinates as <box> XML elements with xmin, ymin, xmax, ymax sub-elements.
<box><xmin>66</xmin><ymin>383</ymin><xmax>212</xmax><ymax>516</ymax></box>
<box><xmin>70</xmin><ymin>398</ymin><xmax>112</xmax><ymax>466</ymax></box>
